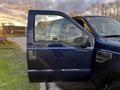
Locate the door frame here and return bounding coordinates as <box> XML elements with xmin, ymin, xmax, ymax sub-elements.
<box><xmin>27</xmin><ymin>10</ymin><xmax>95</xmax><ymax>82</ymax></box>
<box><xmin>27</xmin><ymin>10</ymin><xmax>94</xmax><ymax>44</ymax></box>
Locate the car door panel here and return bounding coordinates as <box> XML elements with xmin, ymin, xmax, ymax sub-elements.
<box><xmin>28</xmin><ymin>47</ymin><xmax>93</xmax><ymax>82</ymax></box>
<box><xmin>27</xmin><ymin>10</ymin><xmax>94</xmax><ymax>82</ymax></box>
<box><xmin>28</xmin><ymin>48</ymin><xmax>93</xmax><ymax>69</ymax></box>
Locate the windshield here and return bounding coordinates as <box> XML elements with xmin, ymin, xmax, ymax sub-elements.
<box><xmin>86</xmin><ymin>17</ymin><xmax>120</xmax><ymax>37</ymax></box>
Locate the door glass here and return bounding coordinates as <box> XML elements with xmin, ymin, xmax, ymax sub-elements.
<box><xmin>63</xmin><ymin>20</ymin><xmax>83</xmax><ymax>44</ymax></box>
<box><xmin>35</xmin><ymin>15</ymin><xmax>64</xmax><ymax>42</ymax></box>
<box><xmin>35</xmin><ymin>15</ymin><xmax>91</xmax><ymax>48</ymax></box>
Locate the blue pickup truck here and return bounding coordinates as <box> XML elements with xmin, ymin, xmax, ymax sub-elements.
<box><xmin>27</xmin><ymin>10</ymin><xmax>120</xmax><ymax>90</ymax></box>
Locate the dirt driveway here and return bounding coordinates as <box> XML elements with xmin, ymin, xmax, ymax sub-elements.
<box><xmin>8</xmin><ymin>37</ymin><xmax>26</xmax><ymax>52</ymax></box>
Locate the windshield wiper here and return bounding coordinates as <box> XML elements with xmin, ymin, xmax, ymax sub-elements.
<box><xmin>103</xmin><ymin>35</ymin><xmax>120</xmax><ymax>38</ymax></box>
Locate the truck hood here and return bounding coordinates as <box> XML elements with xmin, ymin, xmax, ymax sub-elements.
<box><xmin>101</xmin><ymin>37</ymin><xmax>120</xmax><ymax>45</ymax></box>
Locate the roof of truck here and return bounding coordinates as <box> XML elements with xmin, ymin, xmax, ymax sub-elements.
<box><xmin>73</xmin><ymin>15</ymin><xmax>111</xmax><ymax>18</ymax></box>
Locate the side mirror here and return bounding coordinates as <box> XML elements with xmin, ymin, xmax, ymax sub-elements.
<box><xmin>73</xmin><ymin>36</ymin><xmax>90</xmax><ymax>48</ymax></box>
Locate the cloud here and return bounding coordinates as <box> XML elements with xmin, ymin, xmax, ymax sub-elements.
<box><xmin>0</xmin><ymin>0</ymin><xmax>116</xmax><ymax>26</ymax></box>
<box><xmin>0</xmin><ymin>0</ymin><xmax>33</xmax><ymax>26</ymax></box>
<box><xmin>32</xmin><ymin>0</ymin><xmax>115</xmax><ymax>13</ymax></box>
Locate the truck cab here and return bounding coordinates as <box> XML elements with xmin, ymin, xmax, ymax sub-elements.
<box><xmin>27</xmin><ymin>10</ymin><xmax>120</xmax><ymax>90</ymax></box>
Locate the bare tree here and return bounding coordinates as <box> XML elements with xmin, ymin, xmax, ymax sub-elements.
<box><xmin>83</xmin><ymin>1</ymin><xmax>120</xmax><ymax>21</ymax></box>
<box><xmin>68</xmin><ymin>10</ymin><xmax>81</xmax><ymax>16</ymax></box>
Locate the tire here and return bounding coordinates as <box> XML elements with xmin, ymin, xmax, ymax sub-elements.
<box><xmin>91</xmin><ymin>70</ymin><xmax>120</xmax><ymax>90</ymax></box>
<box><xmin>103</xmin><ymin>81</ymin><xmax>120</xmax><ymax>90</ymax></box>
<box><xmin>90</xmin><ymin>60</ymin><xmax>120</xmax><ymax>90</ymax></box>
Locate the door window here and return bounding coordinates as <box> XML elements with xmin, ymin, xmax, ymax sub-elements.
<box><xmin>63</xmin><ymin>20</ymin><xmax>83</xmax><ymax>44</ymax></box>
<box><xmin>34</xmin><ymin>15</ymin><xmax>91</xmax><ymax>48</ymax></box>
<box><xmin>35</xmin><ymin>15</ymin><xmax>64</xmax><ymax>42</ymax></box>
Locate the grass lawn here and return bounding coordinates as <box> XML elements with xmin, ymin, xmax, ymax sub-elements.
<box><xmin>4</xmin><ymin>33</ymin><xmax>25</xmax><ymax>37</ymax></box>
<box><xmin>0</xmin><ymin>42</ymin><xmax>39</xmax><ymax>90</ymax></box>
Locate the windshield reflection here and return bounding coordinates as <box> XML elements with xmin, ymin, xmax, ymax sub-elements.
<box><xmin>86</xmin><ymin>17</ymin><xmax>120</xmax><ymax>37</ymax></box>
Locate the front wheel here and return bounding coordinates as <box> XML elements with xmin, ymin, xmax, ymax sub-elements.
<box><xmin>103</xmin><ymin>81</ymin><xmax>120</xmax><ymax>90</ymax></box>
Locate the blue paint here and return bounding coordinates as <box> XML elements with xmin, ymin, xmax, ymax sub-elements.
<box><xmin>27</xmin><ymin>10</ymin><xmax>120</xmax><ymax>82</ymax></box>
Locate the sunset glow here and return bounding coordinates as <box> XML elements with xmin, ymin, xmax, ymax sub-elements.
<box><xmin>0</xmin><ymin>0</ymin><xmax>116</xmax><ymax>26</ymax></box>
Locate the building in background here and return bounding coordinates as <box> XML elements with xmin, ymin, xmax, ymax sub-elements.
<box><xmin>0</xmin><ymin>23</ymin><xmax>26</xmax><ymax>36</ymax></box>
<box><xmin>3</xmin><ymin>26</ymin><xmax>26</xmax><ymax>36</ymax></box>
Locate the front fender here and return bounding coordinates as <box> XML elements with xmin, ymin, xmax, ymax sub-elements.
<box><xmin>90</xmin><ymin>59</ymin><xmax>120</xmax><ymax>89</ymax></box>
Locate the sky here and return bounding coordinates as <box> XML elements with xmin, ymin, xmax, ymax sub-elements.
<box><xmin>0</xmin><ymin>0</ymin><xmax>115</xmax><ymax>26</ymax></box>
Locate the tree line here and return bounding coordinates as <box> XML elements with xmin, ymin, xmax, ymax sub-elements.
<box><xmin>85</xmin><ymin>0</ymin><xmax>120</xmax><ymax>21</ymax></box>
<box><xmin>68</xmin><ymin>0</ymin><xmax>120</xmax><ymax>21</ymax></box>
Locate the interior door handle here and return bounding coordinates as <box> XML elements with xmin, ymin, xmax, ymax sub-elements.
<box><xmin>96</xmin><ymin>50</ymin><xmax>112</xmax><ymax>63</ymax></box>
